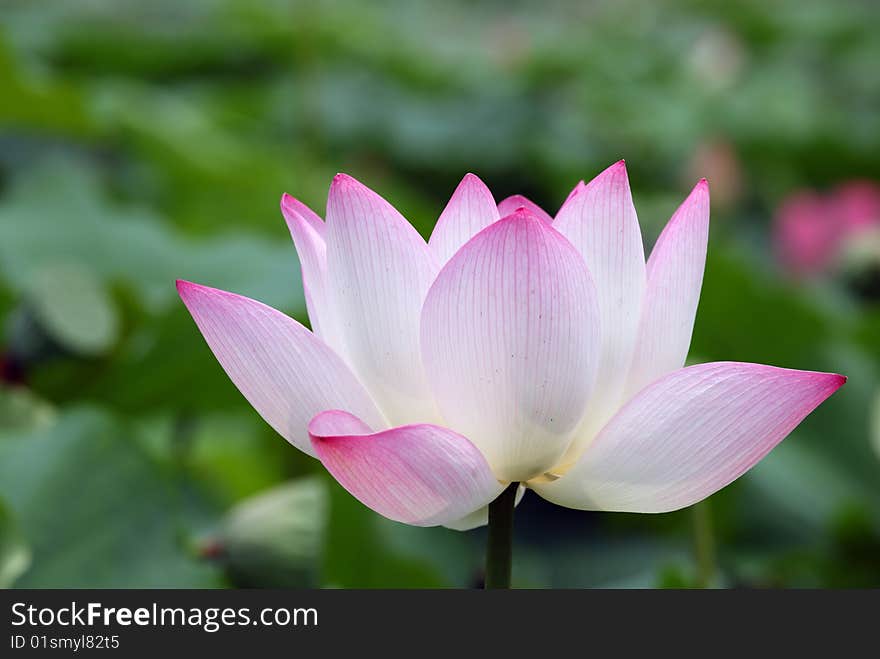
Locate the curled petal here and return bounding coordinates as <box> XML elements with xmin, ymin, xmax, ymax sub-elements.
<box><xmin>177</xmin><ymin>281</ymin><xmax>385</xmax><ymax>457</ymax></box>
<box><xmin>281</xmin><ymin>194</ymin><xmax>335</xmax><ymax>343</ymax></box>
<box><xmin>421</xmin><ymin>209</ymin><xmax>601</xmax><ymax>482</ymax></box>
<box><xmin>310</xmin><ymin>410</ymin><xmax>503</xmax><ymax>526</ymax></box>
<box><xmin>280</xmin><ymin>192</ymin><xmax>324</xmax><ymax>235</ymax></box>
<box><xmin>533</xmin><ymin>362</ymin><xmax>845</xmax><ymax>513</ymax></box>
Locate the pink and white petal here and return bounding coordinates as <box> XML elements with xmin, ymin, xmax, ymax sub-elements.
<box><xmin>554</xmin><ymin>162</ymin><xmax>646</xmax><ymax>462</ymax></box>
<box><xmin>280</xmin><ymin>192</ymin><xmax>324</xmax><ymax>235</ymax></box>
<box><xmin>177</xmin><ymin>281</ymin><xmax>385</xmax><ymax>458</ymax></box>
<box><xmin>497</xmin><ymin>194</ymin><xmax>553</xmax><ymax>224</ymax></box>
<box><xmin>556</xmin><ymin>180</ymin><xmax>585</xmax><ymax>216</ymax></box>
<box><xmin>421</xmin><ymin>209</ymin><xmax>601</xmax><ymax>483</ymax></box>
<box><xmin>533</xmin><ymin>362</ymin><xmax>845</xmax><ymax>513</ymax></box>
<box><xmin>443</xmin><ymin>485</ymin><xmax>527</xmax><ymax>531</ymax></box>
<box><xmin>309</xmin><ymin>410</ymin><xmax>504</xmax><ymax>527</ymax></box>
<box><xmin>281</xmin><ymin>194</ymin><xmax>336</xmax><ymax>343</ymax></box>
<box><xmin>428</xmin><ymin>173</ymin><xmax>500</xmax><ymax>265</ymax></box>
<box><xmin>325</xmin><ymin>174</ymin><xmax>440</xmax><ymax>426</ymax></box>
<box><xmin>626</xmin><ymin>180</ymin><xmax>710</xmax><ymax>397</ymax></box>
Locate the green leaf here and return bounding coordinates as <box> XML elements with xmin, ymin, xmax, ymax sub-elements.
<box><xmin>0</xmin><ymin>501</ymin><xmax>30</xmax><ymax>588</ymax></box>
<box><xmin>25</xmin><ymin>263</ymin><xmax>119</xmax><ymax>356</ymax></box>
<box><xmin>212</xmin><ymin>477</ymin><xmax>327</xmax><ymax>588</ymax></box>
<box><xmin>692</xmin><ymin>246</ymin><xmax>832</xmax><ymax>368</ymax></box>
<box><xmin>0</xmin><ymin>157</ymin><xmax>304</xmax><ymax>315</ymax></box>
<box><xmin>321</xmin><ymin>476</ymin><xmax>447</xmax><ymax>588</ymax></box>
<box><xmin>0</xmin><ymin>406</ymin><xmax>223</xmax><ymax>587</ymax></box>
<box><xmin>0</xmin><ymin>385</ymin><xmax>56</xmax><ymax>433</ymax></box>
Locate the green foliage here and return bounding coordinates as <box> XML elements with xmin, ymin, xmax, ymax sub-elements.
<box><xmin>0</xmin><ymin>501</ymin><xmax>30</xmax><ymax>588</ymax></box>
<box><xmin>211</xmin><ymin>477</ymin><xmax>327</xmax><ymax>588</ymax></box>
<box><xmin>0</xmin><ymin>404</ymin><xmax>222</xmax><ymax>587</ymax></box>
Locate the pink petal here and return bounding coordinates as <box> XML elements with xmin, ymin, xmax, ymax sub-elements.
<box><xmin>497</xmin><ymin>194</ymin><xmax>553</xmax><ymax>224</ymax></box>
<box><xmin>421</xmin><ymin>209</ymin><xmax>601</xmax><ymax>482</ymax></box>
<box><xmin>626</xmin><ymin>180</ymin><xmax>710</xmax><ymax>396</ymax></box>
<box><xmin>557</xmin><ymin>180</ymin><xmax>586</xmax><ymax>214</ymax></box>
<box><xmin>553</xmin><ymin>161</ymin><xmax>646</xmax><ymax>461</ymax></box>
<box><xmin>325</xmin><ymin>174</ymin><xmax>439</xmax><ymax>425</ymax></box>
<box><xmin>177</xmin><ymin>281</ymin><xmax>385</xmax><ymax>457</ymax></box>
<box><xmin>428</xmin><ymin>173</ymin><xmax>500</xmax><ymax>265</ymax></box>
<box><xmin>280</xmin><ymin>194</ymin><xmax>335</xmax><ymax>343</ymax></box>
<box><xmin>280</xmin><ymin>192</ymin><xmax>324</xmax><ymax>235</ymax></box>
<box><xmin>533</xmin><ymin>362</ymin><xmax>845</xmax><ymax>513</ymax></box>
<box><xmin>309</xmin><ymin>410</ymin><xmax>503</xmax><ymax>526</ymax></box>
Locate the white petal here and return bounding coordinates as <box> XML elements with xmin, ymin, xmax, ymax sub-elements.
<box><xmin>280</xmin><ymin>194</ymin><xmax>337</xmax><ymax>345</ymax></box>
<box><xmin>553</xmin><ymin>162</ymin><xmax>646</xmax><ymax>462</ymax></box>
<box><xmin>421</xmin><ymin>209</ymin><xmax>601</xmax><ymax>482</ymax></box>
<box><xmin>443</xmin><ymin>485</ymin><xmax>526</xmax><ymax>531</ymax></box>
<box><xmin>325</xmin><ymin>174</ymin><xmax>440</xmax><ymax>425</ymax></box>
<box><xmin>626</xmin><ymin>180</ymin><xmax>710</xmax><ymax>396</ymax></box>
<box><xmin>533</xmin><ymin>362</ymin><xmax>845</xmax><ymax>512</ymax></box>
<box><xmin>177</xmin><ymin>281</ymin><xmax>385</xmax><ymax>457</ymax></box>
<box><xmin>428</xmin><ymin>173</ymin><xmax>499</xmax><ymax>265</ymax></box>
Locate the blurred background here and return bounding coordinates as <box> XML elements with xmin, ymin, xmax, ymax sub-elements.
<box><xmin>1</xmin><ymin>0</ymin><xmax>879</xmax><ymax>588</ymax></box>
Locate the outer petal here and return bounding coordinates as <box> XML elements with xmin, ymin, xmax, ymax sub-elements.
<box><xmin>533</xmin><ymin>362</ymin><xmax>845</xmax><ymax>513</ymax></box>
<box><xmin>497</xmin><ymin>194</ymin><xmax>553</xmax><ymax>224</ymax></box>
<box><xmin>626</xmin><ymin>180</ymin><xmax>710</xmax><ymax>397</ymax></box>
<box><xmin>177</xmin><ymin>281</ymin><xmax>385</xmax><ymax>457</ymax></box>
<box><xmin>557</xmin><ymin>180</ymin><xmax>586</xmax><ymax>214</ymax></box>
<box><xmin>428</xmin><ymin>173</ymin><xmax>500</xmax><ymax>265</ymax></box>
<box><xmin>553</xmin><ymin>162</ymin><xmax>646</xmax><ymax>462</ymax></box>
<box><xmin>443</xmin><ymin>485</ymin><xmax>527</xmax><ymax>531</ymax></box>
<box><xmin>280</xmin><ymin>192</ymin><xmax>324</xmax><ymax>235</ymax></box>
<box><xmin>421</xmin><ymin>209</ymin><xmax>601</xmax><ymax>482</ymax></box>
<box><xmin>309</xmin><ymin>410</ymin><xmax>503</xmax><ymax>527</ymax></box>
<box><xmin>281</xmin><ymin>194</ymin><xmax>335</xmax><ymax>343</ymax></box>
<box><xmin>325</xmin><ymin>174</ymin><xmax>439</xmax><ymax>425</ymax></box>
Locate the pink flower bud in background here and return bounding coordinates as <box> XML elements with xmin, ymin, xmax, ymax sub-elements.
<box><xmin>774</xmin><ymin>181</ymin><xmax>880</xmax><ymax>279</ymax></box>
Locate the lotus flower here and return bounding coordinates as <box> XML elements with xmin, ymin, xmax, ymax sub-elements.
<box><xmin>178</xmin><ymin>162</ymin><xmax>845</xmax><ymax>531</ymax></box>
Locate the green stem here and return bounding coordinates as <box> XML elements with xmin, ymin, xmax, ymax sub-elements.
<box><xmin>692</xmin><ymin>499</ymin><xmax>716</xmax><ymax>588</ymax></box>
<box><xmin>485</xmin><ymin>482</ymin><xmax>519</xmax><ymax>589</ymax></box>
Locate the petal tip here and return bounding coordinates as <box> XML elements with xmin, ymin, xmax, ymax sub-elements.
<box><xmin>331</xmin><ymin>172</ymin><xmax>358</xmax><ymax>189</ymax></box>
<box><xmin>507</xmin><ymin>206</ymin><xmax>543</xmax><ymax>224</ymax></box>
<box><xmin>279</xmin><ymin>192</ymin><xmax>297</xmax><ymax>212</ymax></box>
<box><xmin>599</xmin><ymin>159</ymin><xmax>629</xmax><ymax>179</ymax></box>
<box><xmin>828</xmin><ymin>372</ymin><xmax>847</xmax><ymax>389</ymax></box>
<box><xmin>578</xmin><ymin>161</ymin><xmax>631</xmax><ymax>197</ymax></box>
<box><xmin>175</xmin><ymin>280</ymin><xmax>240</xmax><ymax>307</ymax></box>
<box><xmin>176</xmin><ymin>278</ymin><xmax>198</xmax><ymax>298</ymax></box>
<box><xmin>279</xmin><ymin>193</ymin><xmax>296</xmax><ymax>216</ymax></box>
<box><xmin>454</xmin><ymin>172</ymin><xmax>490</xmax><ymax>194</ymax></box>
